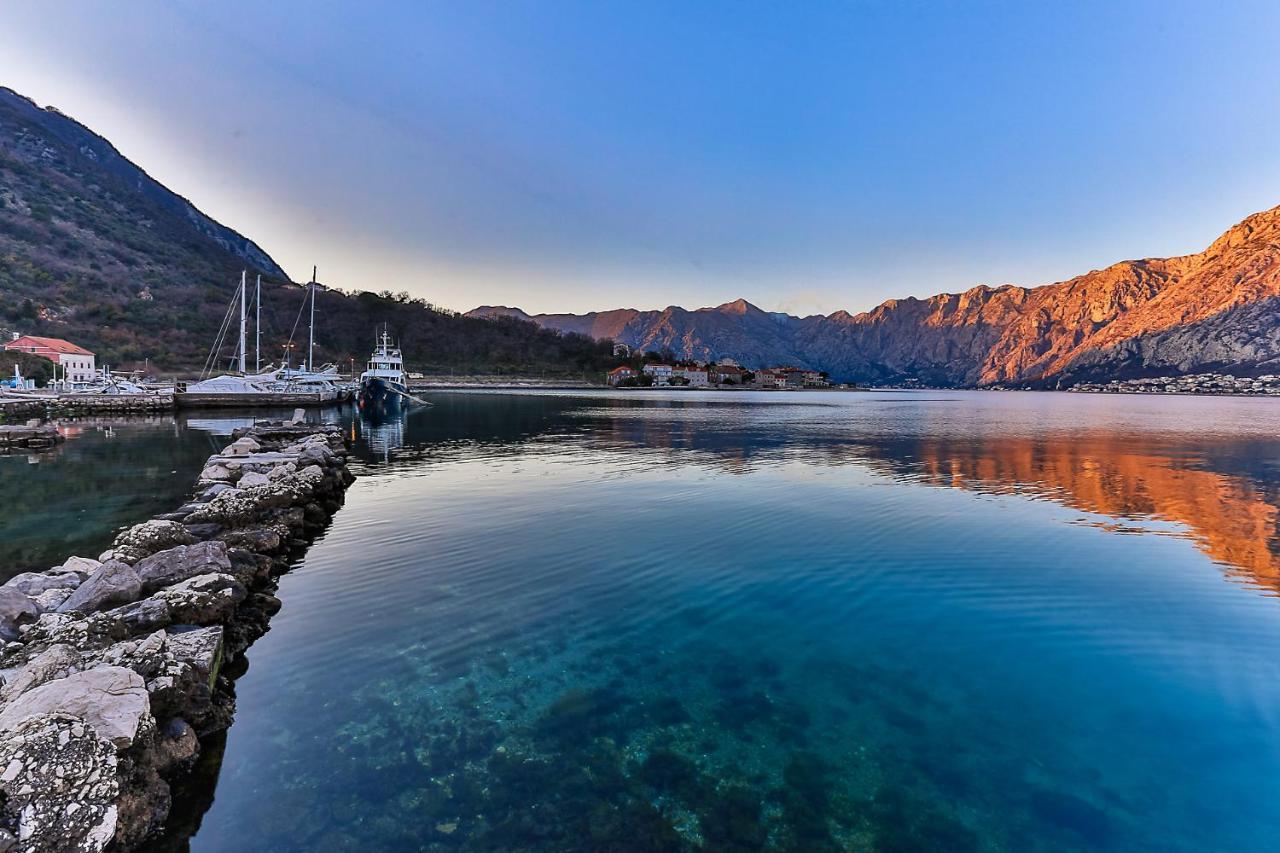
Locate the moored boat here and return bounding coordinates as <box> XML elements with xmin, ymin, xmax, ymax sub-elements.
<box><xmin>358</xmin><ymin>329</ymin><xmax>409</xmax><ymax>415</ymax></box>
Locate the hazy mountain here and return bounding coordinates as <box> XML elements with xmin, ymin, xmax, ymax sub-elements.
<box><xmin>0</xmin><ymin>87</ymin><xmax>612</xmax><ymax>375</ymax></box>
<box><xmin>470</xmin><ymin>205</ymin><xmax>1280</xmax><ymax>386</ymax></box>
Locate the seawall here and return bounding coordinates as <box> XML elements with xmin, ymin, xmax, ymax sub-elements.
<box><xmin>0</xmin><ymin>417</ymin><xmax>356</xmax><ymax>851</ymax></box>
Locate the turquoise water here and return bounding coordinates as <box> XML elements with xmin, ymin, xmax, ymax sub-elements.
<box><xmin>140</xmin><ymin>391</ymin><xmax>1280</xmax><ymax>851</ymax></box>
<box><xmin>0</xmin><ymin>416</ymin><xmax>228</xmax><ymax>579</ymax></box>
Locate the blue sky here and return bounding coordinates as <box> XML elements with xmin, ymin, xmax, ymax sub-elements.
<box><xmin>3</xmin><ymin>1</ymin><xmax>1279</xmax><ymax>316</ymax></box>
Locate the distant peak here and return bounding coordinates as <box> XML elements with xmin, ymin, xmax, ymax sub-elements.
<box><xmin>715</xmin><ymin>298</ymin><xmax>760</xmax><ymax>314</ymax></box>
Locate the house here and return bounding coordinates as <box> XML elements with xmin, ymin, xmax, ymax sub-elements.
<box><xmin>713</xmin><ymin>364</ymin><xmax>749</xmax><ymax>384</ymax></box>
<box><xmin>5</xmin><ymin>335</ymin><xmax>96</xmax><ymax>382</ymax></box>
<box><xmin>607</xmin><ymin>366</ymin><xmax>637</xmax><ymax>385</ymax></box>
<box><xmin>672</xmin><ymin>366</ymin><xmax>708</xmax><ymax>386</ymax></box>
<box><xmin>755</xmin><ymin>368</ymin><xmax>787</xmax><ymax>389</ymax></box>
<box><xmin>643</xmin><ymin>364</ymin><xmax>674</xmax><ymax>386</ymax></box>
<box><xmin>715</xmin><ymin>357</ymin><xmax>740</xmax><ymax>367</ymax></box>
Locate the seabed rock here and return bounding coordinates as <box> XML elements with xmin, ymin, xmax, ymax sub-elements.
<box><xmin>0</xmin><ymin>422</ymin><xmax>354</xmax><ymax>851</ymax></box>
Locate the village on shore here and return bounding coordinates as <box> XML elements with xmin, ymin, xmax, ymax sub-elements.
<box><xmin>605</xmin><ymin>350</ymin><xmax>838</xmax><ymax>390</ymax></box>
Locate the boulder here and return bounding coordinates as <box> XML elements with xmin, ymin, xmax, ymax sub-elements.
<box><xmin>267</xmin><ymin>462</ymin><xmax>297</xmax><ymax>481</ymax></box>
<box><xmin>0</xmin><ymin>713</ymin><xmax>120</xmax><ymax>853</ymax></box>
<box><xmin>237</xmin><ymin>471</ymin><xmax>271</xmax><ymax>489</ymax></box>
<box><xmin>59</xmin><ymin>556</ymin><xmax>102</xmax><ymax>577</ymax></box>
<box><xmin>0</xmin><ymin>666</ymin><xmax>151</xmax><ymax>749</ymax></box>
<box><xmin>33</xmin><ymin>587</ymin><xmax>74</xmax><ymax>612</ymax></box>
<box><xmin>198</xmin><ymin>483</ymin><xmax>235</xmax><ymax>502</ymax></box>
<box><xmin>112</xmin><ymin>520</ymin><xmax>198</xmax><ymax>564</ymax></box>
<box><xmin>58</xmin><ymin>561</ymin><xmax>143</xmax><ymax>615</ymax></box>
<box><xmin>224</xmin><ymin>436</ymin><xmax>261</xmax><ymax>457</ymax></box>
<box><xmin>199</xmin><ymin>463</ymin><xmax>234</xmax><ymax>483</ymax></box>
<box><xmin>4</xmin><ymin>570</ymin><xmax>82</xmax><ymax>597</ymax></box>
<box><xmin>0</xmin><ymin>643</ymin><xmax>80</xmax><ymax>702</ymax></box>
<box><xmin>0</xmin><ymin>587</ymin><xmax>38</xmax><ymax>640</ymax></box>
<box><xmin>155</xmin><ymin>573</ymin><xmax>246</xmax><ymax>625</ymax></box>
<box><xmin>107</xmin><ymin>596</ymin><xmax>172</xmax><ymax>633</ymax></box>
<box><xmin>166</xmin><ymin>627</ymin><xmax>224</xmax><ymax>688</ymax></box>
<box><xmin>133</xmin><ymin>541</ymin><xmax>232</xmax><ymax>593</ymax></box>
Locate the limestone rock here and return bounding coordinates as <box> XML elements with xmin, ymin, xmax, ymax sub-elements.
<box><xmin>132</xmin><ymin>541</ymin><xmax>232</xmax><ymax>593</ymax></box>
<box><xmin>154</xmin><ymin>574</ymin><xmax>246</xmax><ymax>625</ymax></box>
<box><xmin>112</xmin><ymin>520</ymin><xmax>198</xmax><ymax>564</ymax></box>
<box><xmin>0</xmin><ymin>666</ymin><xmax>151</xmax><ymax>749</ymax></box>
<box><xmin>0</xmin><ymin>588</ymin><xmax>38</xmax><ymax>641</ymax></box>
<box><xmin>33</xmin><ymin>587</ymin><xmax>73</xmax><ymax>612</ymax></box>
<box><xmin>0</xmin><ymin>713</ymin><xmax>120</xmax><ymax>853</ymax></box>
<box><xmin>224</xmin><ymin>436</ymin><xmax>261</xmax><ymax>457</ymax></box>
<box><xmin>0</xmin><ymin>643</ymin><xmax>80</xmax><ymax>702</ymax></box>
<box><xmin>4</xmin><ymin>570</ymin><xmax>81</xmax><ymax>597</ymax></box>
<box><xmin>237</xmin><ymin>471</ymin><xmax>271</xmax><ymax>489</ymax></box>
<box><xmin>58</xmin><ymin>561</ymin><xmax>143</xmax><ymax>615</ymax></box>
<box><xmin>59</xmin><ymin>556</ymin><xmax>102</xmax><ymax>577</ymax></box>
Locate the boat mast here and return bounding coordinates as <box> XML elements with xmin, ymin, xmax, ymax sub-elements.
<box><xmin>238</xmin><ymin>270</ymin><xmax>247</xmax><ymax>374</ymax></box>
<box><xmin>255</xmin><ymin>274</ymin><xmax>262</xmax><ymax>373</ymax></box>
<box><xmin>308</xmin><ymin>265</ymin><xmax>317</xmax><ymax>373</ymax></box>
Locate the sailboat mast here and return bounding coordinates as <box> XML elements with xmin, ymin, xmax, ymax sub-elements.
<box><xmin>255</xmin><ymin>274</ymin><xmax>261</xmax><ymax>373</ymax></box>
<box><xmin>238</xmin><ymin>270</ymin><xmax>247</xmax><ymax>374</ymax></box>
<box><xmin>308</xmin><ymin>265</ymin><xmax>317</xmax><ymax>372</ymax></box>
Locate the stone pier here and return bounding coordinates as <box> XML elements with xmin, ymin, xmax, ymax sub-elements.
<box><xmin>0</xmin><ymin>420</ymin><xmax>356</xmax><ymax>851</ymax></box>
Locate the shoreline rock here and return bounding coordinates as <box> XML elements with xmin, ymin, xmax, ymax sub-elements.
<box><xmin>0</xmin><ymin>421</ymin><xmax>355</xmax><ymax>851</ymax></box>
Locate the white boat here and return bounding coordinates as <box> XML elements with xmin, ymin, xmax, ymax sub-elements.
<box><xmin>357</xmin><ymin>329</ymin><xmax>410</xmax><ymax>414</ymax></box>
<box><xmin>186</xmin><ymin>270</ymin><xmax>353</xmax><ymax>400</ymax></box>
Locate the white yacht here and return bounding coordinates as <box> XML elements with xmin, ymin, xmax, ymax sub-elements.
<box><xmin>358</xmin><ymin>329</ymin><xmax>409</xmax><ymax>413</ymax></box>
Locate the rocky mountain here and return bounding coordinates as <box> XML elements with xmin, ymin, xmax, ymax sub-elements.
<box><xmin>0</xmin><ymin>87</ymin><xmax>613</xmax><ymax>375</ymax></box>
<box><xmin>472</xmin><ymin>205</ymin><xmax>1280</xmax><ymax>386</ymax></box>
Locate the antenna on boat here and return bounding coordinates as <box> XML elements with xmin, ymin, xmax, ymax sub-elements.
<box><xmin>238</xmin><ymin>270</ymin><xmax>247</xmax><ymax>374</ymax></box>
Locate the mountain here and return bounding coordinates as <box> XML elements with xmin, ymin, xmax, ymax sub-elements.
<box><xmin>471</xmin><ymin>206</ymin><xmax>1280</xmax><ymax>386</ymax></box>
<box><xmin>0</xmin><ymin>87</ymin><xmax>613</xmax><ymax>376</ymax></box>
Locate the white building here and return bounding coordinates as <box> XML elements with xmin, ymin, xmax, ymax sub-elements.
<box><xmin>4</xmin><ymin>335</ymin><xmax>97</xmax><ymax>382</ymax></box>
<box><xmin>673</xmin><ymin>366</ymin><xmax>708</xmax><ymax>386</ymax></box>
<box><xmin>643</xmin><ymin>364</ymin><xmax>674</xmax><ymax>385</ymax></box>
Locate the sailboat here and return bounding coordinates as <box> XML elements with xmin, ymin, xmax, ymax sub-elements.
<box><xmin>187</xmin><ymin>270</ymin><xmax>350</xmax><ymax>400</ymax></box>
<box><xmin>357</xmin><ymin>328</ymin><xmax>409</xmax><ymax>414</ymax></box>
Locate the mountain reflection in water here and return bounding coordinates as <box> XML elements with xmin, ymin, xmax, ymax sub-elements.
<box><xmin>351</xmin><ymin>390</ymin><xmax>1280</xmax><ymax>593</ymax></box>
<box><xmin>154</xmin><ymin>390</ymin><xmax>1280</xmax><ymax>853</ymax></box>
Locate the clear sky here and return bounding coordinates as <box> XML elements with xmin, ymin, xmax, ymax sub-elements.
<box><xmin>3</xmin><ymin>1</ymin><xmax>1279</xmax><ymax>316</ymax></box>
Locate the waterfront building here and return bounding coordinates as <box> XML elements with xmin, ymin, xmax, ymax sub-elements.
<box><xmin>673</xmin><ymin>366</ymin><xmax>709</xmax><ymax>386</ymax></box>
<box><xmin>643</xmin><ymin>364</ymin><xmax>674</xmax><ymax>385</ymax></box>
<box><xmin>607</xmin><ymin>366</ymin><xmax>637</xmax><ymax>385</ymax></box>
<box><xmin>4</xmin><ymin>334</ymin><xmax>96</xmax><ymax>382</ymax></box>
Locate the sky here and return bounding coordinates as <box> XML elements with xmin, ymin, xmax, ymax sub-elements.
<box><xmin>3</xmin><ymin>1</ymin><xmax>1279</xmax><ymax>317</ymax></box>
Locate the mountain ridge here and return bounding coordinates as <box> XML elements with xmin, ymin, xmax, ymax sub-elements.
<box><xmin>470</xmin><ymin>204</ymin><xmax>1280</xmax><ymax>386</ymax></box>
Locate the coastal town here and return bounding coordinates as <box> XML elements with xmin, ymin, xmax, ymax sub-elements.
<box><xmin>606</xmin><ymin>355</ymin><xmax>833</xmax><ymax>389</ymax></box>
<box><xmin>1067</xmin><ymin>373</ymin><xmax>1280</xmax><ymax>396</ymax></box>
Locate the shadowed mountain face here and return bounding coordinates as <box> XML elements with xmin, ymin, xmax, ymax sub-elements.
<box><xmin>470</xmin><ymin>206</ymin><xmax>1280</xmax><ymax>386</ymax></box>
<box><xmin>0</xmin><ymin>87</ymin><xmax>615</xmax><ymax>374</ymax></box>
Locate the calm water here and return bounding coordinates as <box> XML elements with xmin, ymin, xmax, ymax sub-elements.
<box><xmin>46</xmin><ymin>391</ymin><xmax>1280</xmax><ymax>851</ymax></box>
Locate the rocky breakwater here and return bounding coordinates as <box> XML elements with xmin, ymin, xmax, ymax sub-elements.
<box><xmin>0</xmin><ymin>425</ymin><xmax>63</xmax><ymax>451</ymax></box>
<box><xmin>0</xmin><ymin>420</ymin><xmax>355</xmax><ymax>852</ymax></box>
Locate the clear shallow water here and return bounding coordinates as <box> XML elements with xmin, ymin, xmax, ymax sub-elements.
<box><xmin>0</xmin><ymin>416</ymin><xmax>232</xmax><ymax>579</ymax></box>
<box><xmin>125</xmin><ymin>390</ymin><xmax>1280</xmax><ymax>851</ymax></box>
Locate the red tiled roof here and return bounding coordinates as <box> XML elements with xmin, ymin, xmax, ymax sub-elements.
<box><xmin>4</xmin><ymin>336</ymin><xmax>94</xmax><ymax>356</ymax></box>
<box><xmin>608</xmin><ymin>366</ymin><xmax>634</xmax><ymax>374</ymax></box>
